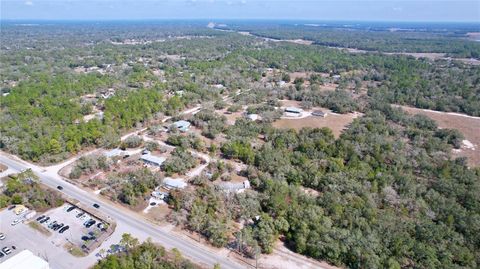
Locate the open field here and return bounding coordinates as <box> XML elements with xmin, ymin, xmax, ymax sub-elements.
<box><xmin>399</xmin><ymin>105</ymin><xmax>480</xmax><ymax>167</ymax></box>
<box><xmin>273</xmin><ymin>112</ymin><xmax>360</xmax><ymax>138</ymax></box>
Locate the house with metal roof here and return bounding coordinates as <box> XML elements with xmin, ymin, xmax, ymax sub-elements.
<box><xmin>312</xmin><ymin>110</ymin><xmax>327</xmax><ymax>117</ymax></box>
<box><xmin>104</xmin><ymin>148</ymin><xmax>127</xmax><ymax>158</ymax></box>
<box><xmin>140</xmin><ymin>154</ymin><xmax>166</xmax><ymax>167</ymax></box>
<box><xmin>217</xmin><ymin>180</ymin><xmax>251</xmax><ymax>193</ymax></box>
<box><xmin>173</xmin><ymin>120</ymin><xmax>191</xmax><ymax>132</ymax></box>
<box><xmin>284</xmin><ymin>107</ymin><xmax>303</xmax><ymax>117</ymax></box>
<box><xmin>163</xmin><ymin>177</ymin><xmax>187</xmax><ymax>190</ymax></box>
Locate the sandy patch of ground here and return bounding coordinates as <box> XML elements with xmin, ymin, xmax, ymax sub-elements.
<box><xmin>273</xmin><ymin>111</ymin><xmax>360</xmax><ymax>138</ymax></box>
<box><xmin>399</xmin><ymin>105</ymin><xmax>480</xmax><ymax>167</ymax></box>
<box><xmin>259</xmin><ymin>241</ymin><xmax>341</xmax><ymax>269</ymax></box>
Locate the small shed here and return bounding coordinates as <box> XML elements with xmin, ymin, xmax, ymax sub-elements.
<box><xmin>246</xmin><ymin>114</ymin><xmax>260</xmax><ymax>121</ymax></box>
<box><xmin>173</xmin><ymin>120</ymin><xmax>191</xmax><ymax>132</ymax></box>
<box><xmin>312</xmin><ymin>110</ymin><xmax>327</xmax><ymax>117</ymax></box>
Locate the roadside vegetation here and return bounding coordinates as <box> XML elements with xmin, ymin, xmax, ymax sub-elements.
<box><xmin>0</xmin><ymin>169</ymin><xmax>63</xmax><ymax>211</ymax></box>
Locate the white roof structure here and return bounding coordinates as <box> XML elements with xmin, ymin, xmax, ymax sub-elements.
<box><xmin>104</xmin><ymin>148</ymin><xmax>126</xmax><ymax>158</ymax></box>
<box><xmin>246</xmin><ymin>114</ymin><xmax>259</xmax><ymax>121</ymax></box>
<box><xmin>0</xmin><ymin>250</ymin><xmax>49</xmax><ymax>269</ymax></box>
<box><xmin>163</xmin><ymin>177</ymin><xmax>187</xmax><ymax>189</ymax></box>
<box><xmin>140</xmin><ymin>154</ymin><xmax>166</xmax><ymax>166</ymax></box>
<box><xmin>284</xmin><ymin>107</ymin><xmax>303</xmax><ymax>113</ymax></box>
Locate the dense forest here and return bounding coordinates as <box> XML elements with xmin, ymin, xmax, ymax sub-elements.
<box><xmin>218</xmin><ymin>22</ymin><xmax>480</xmax><ymax>58</ymax></box>
<box><xmin>0</xmin><ymin>22</ymin><xmax>479</xmax><ymax>269</ymax></box>
<box><xmin>169</xmin><ymin>104</ymin><xmax>480</xmax><ymax>269</ymax></box>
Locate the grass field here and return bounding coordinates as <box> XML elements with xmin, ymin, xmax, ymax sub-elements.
<box><xmin>400</xmin><ymin>106</ymin><xmax>480</xmax><ymax>167</ymax></box>
<box><xmin>273</xmin><ymin>112</ymin><xmax>360</xmax><ymax>138</ymax></box>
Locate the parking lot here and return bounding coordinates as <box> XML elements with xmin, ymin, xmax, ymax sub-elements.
<box><xmin>0</xmin><ymin>203</ymin><xmax>115</xmax><ymax>269</ymax></box>
<box><xmin>35</xmin><ymin>203</ymin><xmax>109</xmax><ymax>250</ymax></box>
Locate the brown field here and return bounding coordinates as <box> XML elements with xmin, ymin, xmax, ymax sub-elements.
<box><xmin>400</xmin><ymin>106</ymin><xmax>480</xmax><ymax>167</ymax></box>
<box><xmin>273</xmin><ymin>112</ymin><xmax>361</xmax><ymax>138</ymax></box>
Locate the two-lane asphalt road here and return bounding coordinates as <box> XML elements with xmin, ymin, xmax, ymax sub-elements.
<box><xmin>0</xmin><ymin>153</ymin><xmax>246</xmax><ymax>269</ymax></box>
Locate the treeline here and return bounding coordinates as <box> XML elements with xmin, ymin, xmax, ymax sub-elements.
<box><xmin>0</xmin><ymin>73</ymin><xmax>171</xmax><ymax>163</ymax></box>
<box><xmin>94</xmin><ymin>234</ymin><xmax>201</xmax><ymax>269</ymax></box>
<box><xmin>225</xmin><ymin>24</ymin><xmax>480</xmax><ymax>58</ymax></box>
<box><xmin>0</xmin><ymin>170</ymin><xmax>63</xmax><ymax>211</ymax></box>
<box><xmin>239</xmin><ymin>45</ymin><xmax>480</xmax><ymax>116</ymax></box>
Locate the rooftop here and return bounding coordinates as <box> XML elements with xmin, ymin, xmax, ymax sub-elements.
<box><xmin>0</xmin><ymin>249</ymin><xmax>50</xmax><ymax>269</ymax></box>
<box><xmin>163</xmin><ymin>177</ymin><xmax>187</xmax><ymax>189</ymax></box>
<box><xmin>104</xmin><ymin>148</ymin><xmax>126</xmax><ymax>158</ymax></box>
<box><xmin>140</xmin><ymin>154</ymin><xmax>166</xmax><ymax>166</ymax></box>
<box><xmin>285</xmin><ymin>107</ymin><xmax>303</xmax><ymax>113</ymax></box>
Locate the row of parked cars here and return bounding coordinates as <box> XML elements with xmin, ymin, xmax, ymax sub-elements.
<box><xmin>0</xmin><ymin>233</ymin><xmax>16</xmax><ymax>259</ymax></box>
<box><xmin>36</xmin><ymin>215</ymin><xmax>70</xmax><ymax>233</ymax></box>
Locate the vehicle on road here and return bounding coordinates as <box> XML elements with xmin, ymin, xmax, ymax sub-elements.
<box><xmin>11</xmin><ymin>219</ymin><xmax>22</xmax><ymax>226</ymax></box>
<box><xmin>39</xmin><ymin>216</ymin><xmax>50</xmax><ymax>223</ymax></box>
<box><xmin>2</xmin><ymin>247</ymin><xmax>11</xmax><ymax>255</ymax></box>
<box><xmin>7</xmin><ymin>205</ymin><xmax>16</xmax><ymax>211</ymax></box>
<box><xmin>57</xmin><ymin>185</ymin><xmax>63</xmax><ymax>190</ymax></box>
<box><xmin>93</xmin><ymin>203</ymin><xmax>100</xmax><ymax>208</ymax></box>
<box><xmin>0</xmin><ymin>233</ymin><xmax>5</xmax><ymax>240</ymax></box>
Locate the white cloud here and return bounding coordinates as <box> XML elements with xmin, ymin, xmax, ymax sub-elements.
<box><xmin>25</xmin><ymin>1</ymin><xmax>34</xmax><ymax>6</ymax></box>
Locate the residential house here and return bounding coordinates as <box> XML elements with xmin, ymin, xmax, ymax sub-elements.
<box><xmin>140</xmin><ymin>154</ymin><xmax>166</xmax><ymax>167</ymax></box>
<box><xmin>284</xmin><ymin>107</ymin><xmax>303</xmax><ymax>117</ymax></box>
<box><xmin>163</xmin><ymin>177</ymin><xmax>187</xmax><ymax>190</ymax></box>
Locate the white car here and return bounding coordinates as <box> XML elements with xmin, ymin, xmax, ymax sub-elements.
<box><xmin>0</xmin><ymin>233</ymin><xmax>5</xmax><ymax>240</ymax></box>
<box><xmin>11</xmin><ymin>219</ymin><xmax>22</xmax><ymax>226</ymax></box>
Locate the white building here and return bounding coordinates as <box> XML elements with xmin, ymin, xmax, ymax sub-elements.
<box><xmin>163</xmin><ymin>177</ymin><xmax>187</xmax><ymax>190</ymax></box>
<box><xmin>0</xmin><ymin>250</ymin><xmax>50</xmax><ymax>269</ymax></box>
<box><xmin>104</xmin><ymin>148</ymin><xmax>127</xmax><ymax>158</ymax></box>
<box><xmin>140</xmin><ymin>154</ymin><xmax>166</xmax><ymax>167</ymax></box>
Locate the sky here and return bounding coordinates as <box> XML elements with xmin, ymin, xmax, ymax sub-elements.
<box><xmin>1</xmin><ymin>0</ymin><xmax>479</xmax><ymax>22</ymax></box>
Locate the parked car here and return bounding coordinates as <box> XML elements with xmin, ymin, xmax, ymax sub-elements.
<box><xmin>2</xmin><ymin>247</ymin><xmax>11</xmax><ymax>255</ymax></box>
<box><xmin>7</xmin><ymin>205</ymin><xmax>16</xmax><ymax>211</ymax></box>
<box><xmin>85</xmin><ymin>219</ymin><xmax>96</xmax><ymax>228</ymax></box>
<box><xmin>59</xmin><ymin>226</ymin><xmax>69</xmax><ymax>233</ymax></box>
<box><xmin>57</xmin><ymin>185</ymin><xmax>63</xmax><ymax>190</ymax></box>
<box><xmin>66</xmin><ymin>206</ymin><xmax>76</xmax><ymax>212</ymax></box>
<box><xmin>48</xmin><ymin>221</ymin><xmax>58</xmax><ymax>228</ymax></box>
<box><xmin>93</xmin><ymin>203</ymin><xmax>100</xmax><ymax>209</ymax></box>
<box><xmin>0</xmin><ymin>233</ymin><xmax>5</xmax><ymax>240</ymax></box>
<box><xmin>39</xmin><ymin>216</ymin><xmax>50</xmax><ymax>223</ymax></box>
<box><xmin>11</xmin><ymin>219</ymin><xmax>22</xmax><ymax>226</ymax></box>
<box><xmin>53</xmin><ymin>223</ymin><xmax>64</xmax><ymax>231</ymax></box>
<box><xmin>76</xmin><ymin>212</ymin><xmax>85</xmax><ymax>218</ymax></box>
<box><xmin>0</xmin><ymin>251</ymin><xmax>4</xmax><ymax>258</ymax></box>
<box><xmin>36</xmin><ymin>215</ymin><xmax>45</xmax><ymax>221</ymax></box>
